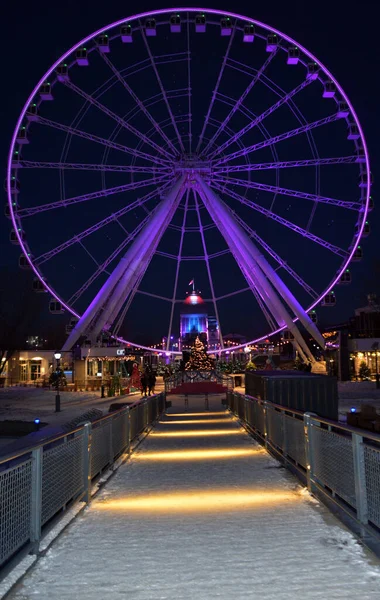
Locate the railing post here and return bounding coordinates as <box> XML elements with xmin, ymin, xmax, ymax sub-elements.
<box><xmin>82</xmin><ymin>423</ymin><xmax>92</xmax><ymax>504</ymax></box>
<box><xmin>30</xmin><ymin>447</ymin><xmax>42</xmax><ymax>554</ymax></box>
<box><xmin>124</xmin><ymin>407</ymin><xmax>130</xmax><ymax>455</ymax></box>
<box><xmin>304</xmin><ymin>412</ymin><xmax>317</xmax><ymax>493</ymax></box>
<box><xmin>263</xmin><ymin>401</ymin><xmax>269</xmax><ymax>448</ymax></box>
<box><xmin>352</xmin><ymin>433</ymin><xmax>368</xmax><ymax>527</ymax></box>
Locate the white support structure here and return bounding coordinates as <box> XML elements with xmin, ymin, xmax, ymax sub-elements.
<box><xmin>196</xmin><ymin>176</ymin><xmax>321</xmax><ymax>362</ymax></box>
<box><xmin>62</xmin><ymin>176</ymin><xmax>186</xmax><ymax>350</ymax></box>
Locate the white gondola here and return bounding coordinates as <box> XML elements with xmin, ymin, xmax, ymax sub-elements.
<box><xmin>339</xmin><ymin>270</ymin><xmax>351</xmax><ymax>284</ymax></box>
<box><xmin>266</xmin><ymin>34</ymin><xmax>278</xmax><ymax>52</ymax></box>
<box><xmin>33</xmin><ymin>278</ymin><xmax>47</xmax><ymax>292</ymax></box>
<box><xmin>322</xmin><ymin>81</ymin><xmax>336</xmax><ymax>98</ymax></box>
<box><xmin>49</xmin><ymin>300</ymin><xmax>64</xmax><ymax>314</ymax></box>
<box><xmin>56</xmin><ymin>64</ymin><xmax>70</xmax><ymax>82</ymax></box>
<box><xmin>287</xmin><ymin>47</ymin><xmax>300</xmax><ymax>64</ymax></box>
<box><xmin>337</xmin><ymin>101</ymin><xmax>349</xmax><ymax>118</ymax></box>
<box><xmin>368</xmin><ymin>196</ymin><xmax>374</xmax><ymax>211</ymax></box>
<box><xmin>309</xmin><ymin>310</ymin><xmax>318</xmax><ymax>323</ymax></box>
<box><xmin>145</xmin><ymin>19</ymin><xmax>156</xmax><ymax>36</ymax></box>
<box><xmin>65</xmin><ymin>317</ymin><xmax>78</xmax><ymax>334</ymax></box>
<box><xmin>26</xmin><ymin>103</ymin><xmax>38</xmax><ymax>122</ymax></box>
<box><xmin>16</xmin><ymin>127</ymin><xmax>29</xmax><ymax>144</ymax></box>
<box><xmin>10</xmin><ymin>229</ymin><xmax>24</xmax><ymax>244</ymax></box>
<box><xmin>243</xmin><ymin>23</ymin><xmax>254</xmax><ymax>42</ymax></box>
<box><xmin>347</xmin><ymin>124</ymin><xmax>360</xmax><ymax>140</ymax></box>
<box><xmin>220</xmin><ymin>17</ymin><xmax>232</xmax><ymax>36</ymax></box>
<box><xmin>359</xmin><ymin>172</ymin><xmax>373</xmax><ymax>188</ymax></box>
<box><xmin>121</xmin><ymin>24</ymin><xmax>132</xmax><ymax>42</ymax></box>
<box><xmin>195</xmin><ymin>13</ymin><xmax>206</xmax><ymax>33</ymax></box>
<box><xmin>352</xmin><ymin>246</ymin><xmax>363</xmax><ymax>262</ymax></box>
<box><xmin>97</xmin><ymin>34</ymin><xmax>110</xmax><ymax>52</ymax></box>
<box><xmin>306</xmin><ymin>62</ymin><xmax>319</xmax><ymax>80</ymax></box>
<box><xmin>321</xmin><ymin>292</ymin><xmax>336</xmax><ymax>306</ymax></box>
<box><xmin>5</xmin><ymin>177</ymin><xmax>20</xmax><ymax>194</ymax></box>
<box><xmin>76</xmin><ymin>48</ymin><xmax>89</xmax><ymax>66</ymax></box>
<box><xmin>4</xmin><ymin>200</ymin><xmax>18</xmax><ymax>217</ymax></box>
<box><xmin>11</xmin><ymin>151</ymin><xmax>22</xmax><ymax>169</ymax></box>
<box><xmin>39</xmin><ymin>83</ymin><xmax>53</xmax><ymax>101</ymax></box>
<box><xmin>19</xmin><ymin>254</ymin><xmax>32</xmax><ymax>269</ymax></box>
<box><xmin>170</xmin><ymin>14</ymin><xmax>181</xmax><ymax>33</ymax></box>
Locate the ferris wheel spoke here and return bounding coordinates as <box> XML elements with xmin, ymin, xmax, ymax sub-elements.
<box><xmin>98</xmin><ymin>50</ymin><xmax>179</xmax><ymax>157</ymax></box>
<box><xmin>200</xmin><ymin>49</ymin><xmax>279</xmax><ymax>158</ymax></box>
<box><xmin>165</xmin><ymin>189</ymin><xmax>190</xmax><ymax>351</ymax></box>
<box><xmin>35</xmin><ymin>182</ymin><xmax>170</xmax><ymax>266</ymax></box>
<box><xmin>212</xmin><ymin>182</ymin><xmax>348</xmax><ymax>258</ymax></box>
<box><xmin>209</xmin><ymin>78</ymin><xmax>312</xmax><ymax>160</ymax></box>
<box><xmin>63</xmin><ymin>80</ymin><xmax>174</xmax><ymax>162</ymax></box>
<box><xmin>34</xmin><ymin>116</ymin><xmax>169</xmax><ymax>166</ymax></box>
<box><xmin>68</xmin><ymin>215</ymin><xmax>151</xmax><ymax>306</ymax></box>
<box><xmin>215</xmin><ymin>176</ymin><xmax>362</xmax><ymax>211</ymax></box>
<box><xmin>18</xmin><ymin>175</ymin><xmax>170</xmax><ymax>217</ymax></box>
<box><xmin>186</xmin><ymin>17</ymin><xmax>192</xmax><ymax>154</ymax></box>
<box><xmin>213</xmin><ymin>156</ymin><xmax>359</xmax><ymax>174</ymax></box>
<box><xmin>193</xmin><ymin>190</ymin><xmax>225</xmax><ymax>348</ymax></box>
<box><xmin>14</xmin><ymin>160</ymin><xmax>168</xmax><ymax>174</ymax></box>
<box><xmin>136</xmin><ymin>290</ymin><xmax>173</xmax><ymax>303</ymax></box>
<box><xmin>140</xmin><ymin>22</ymin><xmax>185</xmax><ymax>153</ymax></box>
<box><xmin>214</xmin><ymin>113</ymin><xmax>341</xmax><ymax>166</ymax></box>
<box><xmin>233</xmin><ymin>213</ymin><xmax>319</xmax><ymax>299</ymax></box>
<box><xmin>196</xmin><ymin>22</ymin><xmax>236</xmax><ymax>154</ymax></box>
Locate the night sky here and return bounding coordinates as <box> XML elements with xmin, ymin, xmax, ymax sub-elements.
<box><xmin>1</xmin><ymin>0</ymin><xmax>379</xmax><ymax>348</ymax></box>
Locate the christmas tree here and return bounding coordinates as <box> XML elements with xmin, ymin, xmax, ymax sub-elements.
<box><xmin>185</xmin><ymin>336</ymin><xmax>214</xmax><ymax>371</ymax></box>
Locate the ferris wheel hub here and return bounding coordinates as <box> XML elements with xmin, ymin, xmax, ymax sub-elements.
<box><xmin>174</xmin><ymin>154</ymin><xmax>211</xmax><ymax>177</ymax></box>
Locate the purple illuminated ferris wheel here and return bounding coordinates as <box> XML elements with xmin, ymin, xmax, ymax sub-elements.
<box><xmin>7</xmin><ymin>8</ymin><xmax>371</xmax><ymax>359</ymax></box>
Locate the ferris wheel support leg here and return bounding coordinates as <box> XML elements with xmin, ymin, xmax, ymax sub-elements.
<box><xmin>195</xmin><ymin>176</ymin><xmax>317</xmax><ymax>363</ymax></box>
<box><xmin>62</xmin><ymin>176</ymin><xmax>186</xmax><ymax>350</ymax></box>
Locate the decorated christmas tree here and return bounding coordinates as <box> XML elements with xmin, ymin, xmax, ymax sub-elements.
<box><xmin>185</xmin><ymin>336</ymin><xmax>214</xmax><ymax>371</ymax></box>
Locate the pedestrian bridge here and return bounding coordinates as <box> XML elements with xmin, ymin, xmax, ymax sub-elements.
<box><xmin>1</xmin><ymin>393</ymin><xmax>380</xmax><ymax>599</ymax></box>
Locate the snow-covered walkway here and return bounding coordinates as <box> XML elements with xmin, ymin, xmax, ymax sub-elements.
<box><xmin>8</xmin><ymin>395</ymin><xmax>380</xmax><ymax>599</ymax></box>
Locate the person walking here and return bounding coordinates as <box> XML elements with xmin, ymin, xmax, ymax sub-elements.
<box><xmin>148</xmin><ymin>371</ymin><xmax>156</xmax><ymax>396</ymax></box>
<box><xmin>141</xmin><ymin>372</ymin><xmax>148</xmax><ymax>397</ymax></box>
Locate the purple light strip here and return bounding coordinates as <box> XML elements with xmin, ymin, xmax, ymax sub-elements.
<box><xmin>166</xmin><ymin>189</ymin><xmax>190</xmax><ymax>350</ymax></box>
<box><xmin>19</xmin><ymin>175</ymin><xmax>170</xmax><ymax>218</ymax></box>
<box><xmin>186</xmin><ymin>17</ymin><xmax>193</xmax><ymax>154</ymax></box>
<box><xmin>16</xmin><ymin>160</ymin><xmax>168</xmax><ymax>174</ymax></box>
<box><xmin>201</xmin><ymin>49</ymin><xmax>278</xmax><ymax>157</ymax></box>
<box><xmin>35</xmin><ymin>182</ymin><xmax>170</xmax><ymax>265</ymax></box>
<box><xmin>213</xmin><ymin>156</ymin><xmax>359</xmax><ymax>174</ymax></box>
<box><xmin>212</xmin><ymin>182</ymin><xmax>348</xmax><ymax>258</ymax></box>
<box><xmin>140</xmin><ymin>22</ymin><xmax>185</xmax><ymax>153</ymax></box>
<box><xmin>208</xmin><ymin>78</ymin><xmax>312</xmax><ymax>160</ymax></box>
<box><xmin>35</xmin><ymin>115</ymin><xmax>169</xmax><ymax>166</ymax></box>
<box><xmin>7</xmin><ymin>7</ymin><xmax>370</xmax><ymax>356</ymax></box>
<box><xmin>214</xmin><ymin>113</ymin><xmax>340</xmax><ymax>166</ymax></box>
<box><xmin>68</xmin><ymin>216</ymin><xmax>150</xmax><ymax>306</ymax></box>
<box><xmin>195</xmin><ymin>23</ymin><xmax>236</xmax><ymax>154</ymax></box>
<box><xmin>233</xmin><ymin>213</ymin><xmax>319</xmax><ymax>299</ymax></box>
<box><xmin>193</xmin><ymin>190</ymin><xmax>225</xmax><ymax>348</ymax></box>
<box><xmin>215</xmin><ymin>176</ymin><xmax>362</xmax><ymax>211</ymax></box>
<box><xmin>98</xmin><ymin>50</ymin><xmax>179</xmax><ymax>157</ymax></box>
<box><xmin>63</xmin><ymin>80</ymin><xmax>174</xmax><ymax>161</ymax></box>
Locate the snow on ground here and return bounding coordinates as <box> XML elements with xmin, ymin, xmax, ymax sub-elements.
<box><xmin>7</xmin><ymin>394</ymin><xmax>380</xmax><ymax>599</ymax></box>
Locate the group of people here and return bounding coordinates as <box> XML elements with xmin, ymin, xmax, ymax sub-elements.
<box><xmin>141</xmin><ymin>366</ymin><xmax>156</xmax><ymax>397</ymax></box>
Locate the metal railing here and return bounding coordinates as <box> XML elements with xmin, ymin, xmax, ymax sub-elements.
<box><xmin>165</xmin><ymin>370</ymin><xmax>233</xmax><ymax>393</ymax></box>
<box><xmin>0</xmin><ymin>392</ymin><xmax>165</xmax><ymax>570</ymax></box>
<box><xmin>226</xmin><ymin>391</ymin><xmax>380</xmax><ymax>547</ymax></box>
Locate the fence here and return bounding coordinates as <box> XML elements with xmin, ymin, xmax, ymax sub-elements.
<box><xmin>0</xmin><ymin>392</ymin><xmax>165</xmax><ymax>570</ymax></box>
<box><xmin>226</xmin><ymin>391</ymin><xmax>380</xmax><ymax>546</ymax></box>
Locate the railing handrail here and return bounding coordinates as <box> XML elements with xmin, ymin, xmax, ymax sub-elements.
<box><xmin>0</xmin><ymin>393</ymin><xmax>159</xmax><ymax>467</ymax></box>
<box><xmin>240</xmin><ymin>391</ymin><xmax>380</xmax><ymax>443</ymax></box>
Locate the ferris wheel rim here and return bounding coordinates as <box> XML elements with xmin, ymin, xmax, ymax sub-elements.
<box><xmin>7</xmin><ymin>7</ymin><xmax>370</xmax><ymax>354</ymax></box>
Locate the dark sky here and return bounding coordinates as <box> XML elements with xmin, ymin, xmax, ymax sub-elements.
<box><xmin>1</xmin><ymin>0</ymin><xmax>379</xmax><ymax>347</ymax></box>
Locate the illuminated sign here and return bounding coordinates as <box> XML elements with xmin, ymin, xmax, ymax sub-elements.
<box><xmin>116</xmin><ymin>349</ymin><xmax>126</xmax><ymax>356</ymax></box>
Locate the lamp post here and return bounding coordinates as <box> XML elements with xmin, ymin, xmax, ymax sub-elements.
<box><xmin>54</xmin><ymin>352</ymin><xmax>62</xmax><ymax>412</ymax></box>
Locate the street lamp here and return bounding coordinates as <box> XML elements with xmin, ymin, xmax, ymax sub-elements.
<box><xmin>54</xmin><ymin>352</ymin><xmax>62</xmax><ymax>412</ymax></box>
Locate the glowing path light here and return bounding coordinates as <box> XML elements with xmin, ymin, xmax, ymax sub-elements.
<box><xmin>151</xmin><ymin>429</ymin><xmax>245</xmax><ymax>438</ymax></box>
<box><xmin>133</xmin><ymin>448</ymin><xmax>264</xmax><ymax>461</ymax></box>
<box><xmin>94</xmin><ymin>489</ymin><xmax>301</xmax><ymax>513</ymax></box>
<box><xmin>166</xmin><ymin>412</ymin><xmax>228</xmax><ymax>417</ymax></box>
<box><xmin>158</xmin><ymin>419</ymin><xmax>234</xmax><ymax>425</ymax></box>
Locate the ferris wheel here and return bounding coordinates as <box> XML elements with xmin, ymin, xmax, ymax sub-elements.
<box><xmin>6</xmin><ymin>8</ymin><xmax>371</xmax><ymax>358</ymax></box>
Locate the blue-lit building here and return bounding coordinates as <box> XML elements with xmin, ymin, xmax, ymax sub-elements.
<box><xmin>179</xmin><ymin>290</ymin><xmax>209</xmax><ymax>350</ymax></box>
